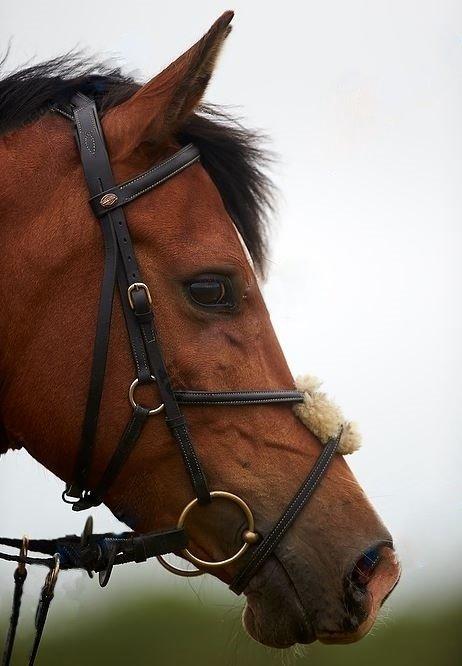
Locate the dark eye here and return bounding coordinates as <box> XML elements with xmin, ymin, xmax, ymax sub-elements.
<box><xmin>186</xmin><ymin>275</ymin><xmax>234</xmax><ymax>309</ymax></box>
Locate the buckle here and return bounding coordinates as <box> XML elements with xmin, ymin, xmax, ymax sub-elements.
<box><xmin>127</xmin><ymin>282</ymin><xmax>152</xmax><ymax>310</ymax></box>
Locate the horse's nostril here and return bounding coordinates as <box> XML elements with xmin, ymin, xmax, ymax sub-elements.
<box><xmin>343</xmin><ymin>543</ymin><xmax>397</xmax><ymax>625</ymax></box>
<box><xmin>350</xmin><ymin>546</ymin><xmax>383</xmax><ymax>589</ymax></box>
<box><xmin>343</xmin><ymin>543</ymin><xmax>400</xmax><ymax>628</ymax></box>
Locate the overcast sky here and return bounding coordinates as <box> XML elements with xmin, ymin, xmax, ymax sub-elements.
<box><xmin>1</xmin><ymin>0</ymin><xmax>461</xmax><ymax>616</ymax></box>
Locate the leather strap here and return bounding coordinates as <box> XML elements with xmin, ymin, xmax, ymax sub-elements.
<box><xmin>29</xmin><ymin>572</ymin><xmax>56</xmax><ymax>666</ymax></box>
<box><xmin>230</xmin><ymin>430</ymin><xmax>341</xmax><ymax>595</ymax></box>
<box><xmin>66</xmin><ymin>94</ymin><xmax>120</xmax><ymax>498</ymax></box>
<box><xmin>175</xmin><ymin>389</ymin><xmax>304</xmax><ymax>406</ymax></box>
<box><xmin>72</xmin><ymin>405</ymin><xmax>150</xmax><ymax>511</ymax></box>
<box><xmin>131</xmin><ymin>296</ymin><xmax>210</xmax><ymax>503</ymax></box>
<box><xmin>1</xmin><ymin>563</ymin><xmax>27</xmax><ymax>666</ymax></box>
<box><xmin>67</xmin><ymin>137</ymin><xmax>118</xmax><ymax>496</ymax></box>
<box><xmin>89</xmin><ymin>144</ymin><xmax>200</xmax><ymax>217</ymax></box>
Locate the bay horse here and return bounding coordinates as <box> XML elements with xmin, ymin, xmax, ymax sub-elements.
<box><xmin>0</xmin><ymin>11</ymin><xmax>400</xmax><ymax>652</ymax></box>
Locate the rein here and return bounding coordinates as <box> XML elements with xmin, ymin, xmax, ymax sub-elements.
<box><xmin>1</xmin><ymin>94</ymin><xmax>340</xmax><ymax>664</ymax></box>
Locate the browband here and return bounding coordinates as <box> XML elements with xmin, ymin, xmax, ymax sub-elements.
<box><xmin>89</xmin><ymin>143</ymin><xmax>200</xmax><ymax>217</ymax></box>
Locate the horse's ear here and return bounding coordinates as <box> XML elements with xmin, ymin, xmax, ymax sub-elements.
<box><xmin>103</xmin><ymin>11</ymin><xmax>233</xmax><ymax>160</ymax></box>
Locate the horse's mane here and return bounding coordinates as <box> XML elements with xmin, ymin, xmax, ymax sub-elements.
<box><xmin>0</xmin><ymin>54</ymin><xmax>274</xmax><ymax>273</ymax></box>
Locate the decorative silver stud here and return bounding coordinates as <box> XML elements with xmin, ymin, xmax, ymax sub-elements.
<box><xmin>100</xmin><ymin>193</ymin><xmax>118</xmax><ymax>207</ymax></box>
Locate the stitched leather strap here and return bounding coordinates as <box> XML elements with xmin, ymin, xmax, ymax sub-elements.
<box><xmin>175</xmin><ymin>390</ymin><xmax>304</xmax><ymax>406</ymax></box>
<box><xmin>89</xmin><ymin>144</ymin><xmax>200</xmax><ymax>217</ymax></box>
<box><xmin>230</xmin><ymin>431</ymin><xmax>341</xmax><ymax>595</ymax></box>
<box><xmin>71</xmin><ymin>405</ymin><xmax>150</xmax><ymax>511</ymax></box>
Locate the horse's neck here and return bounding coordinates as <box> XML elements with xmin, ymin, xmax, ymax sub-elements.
<box><xmin>0</xmin><ymin>128</ymin><xmax>43</xmax><ymax>453</ymax></box>
<box><xmin>0</xmin><ymin>118</ymin><xmax>81</xmax><ymax>464</ymax></box>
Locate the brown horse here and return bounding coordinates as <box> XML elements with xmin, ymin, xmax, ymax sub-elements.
<box><xmin>0</xmin><ymin>12</ymin><xmax>400</xmax><ymax>649</ymax></box>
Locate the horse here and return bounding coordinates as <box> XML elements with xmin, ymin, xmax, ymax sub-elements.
<box><xmin>0</xmin><ymin>10</ymin><xmax>400</xmax><ymax>653</ymax></box>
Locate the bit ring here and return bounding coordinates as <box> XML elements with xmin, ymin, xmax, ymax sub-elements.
<box><xmin>157</xmin><ymin>491</ymin><xmax>259</xmax><ymax>575</ymax></box>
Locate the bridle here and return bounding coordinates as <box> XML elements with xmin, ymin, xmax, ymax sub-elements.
<box><xmin>0</xmin><ymin>94</ymin><xmax>340</xmax><ymax>664</ymax></box>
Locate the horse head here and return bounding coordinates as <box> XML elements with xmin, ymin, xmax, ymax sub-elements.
<box><xmin>0</xmin><ymin>11</ymin><xmax>400</xmax><ymax>648</ymax></box>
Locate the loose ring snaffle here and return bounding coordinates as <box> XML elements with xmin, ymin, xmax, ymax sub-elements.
<box><xmin>157</xmin><ymin>491</ymin><xmax>259</xmax><ymax>576</ymax></box>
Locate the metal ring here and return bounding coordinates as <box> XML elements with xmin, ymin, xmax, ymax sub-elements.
<box><xmin>157</xmin><ymin>491</ymin><xmax>258</xmax><ymax>575</ymax></box>
<box><xmin>156</xmin><ymin>555</ymin><xmax>204</xmax><ymax>578</ymax></box>
<box><xmin>128</xmin><ymin>376</ymin><xmax>164</xmax><ymax>415</ymax></box>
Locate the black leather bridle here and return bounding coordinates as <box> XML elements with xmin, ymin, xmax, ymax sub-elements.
<box><xmin>0</xmin><ymin>94</ymin><xmax>340</xmax><ymax>665</ymax></box>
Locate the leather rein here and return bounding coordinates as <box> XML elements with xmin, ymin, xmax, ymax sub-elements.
<box><xmin>0</xmin><ymin>94</ymin><xmax>340</xmax><ymax>664</ymax></box>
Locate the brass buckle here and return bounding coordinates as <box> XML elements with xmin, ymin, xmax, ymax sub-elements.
<box><xmin>156</xmin><ymin>491</ymin><xmax>259</xmax><ymax>576</ymax></box>
<box><xmin>127</xmin><ymin>282</ymin><xmax>152</xmax><ymax>310</ymax></box>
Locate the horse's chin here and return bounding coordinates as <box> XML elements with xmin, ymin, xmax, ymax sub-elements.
<box><xmin>241</xmin><ymin>558</ymin><xmax>315</xmax><ymax>648</ymax></box>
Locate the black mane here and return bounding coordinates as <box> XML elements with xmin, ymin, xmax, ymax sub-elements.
<box><xmin>0</xmin><ymin>55</ymin><xmax>273</xmax><ymax>272</ymax></box>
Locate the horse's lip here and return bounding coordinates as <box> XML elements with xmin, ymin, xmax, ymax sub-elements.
<box><xmin>241</xmin><ymin>555</ymin><xmax>316</xmax><ymax>647</ymax></box>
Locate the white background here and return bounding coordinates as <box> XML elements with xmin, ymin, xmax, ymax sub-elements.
<box><xmin>1</xmin><ymin>0</ymin><xmax>461</xmax><ymax>617</ymax></box>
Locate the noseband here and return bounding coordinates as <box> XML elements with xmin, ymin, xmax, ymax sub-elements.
<box><xmin>0</xmin><ymin>94</ymin><xmax>340</xmax><ymax>664</ymax></box>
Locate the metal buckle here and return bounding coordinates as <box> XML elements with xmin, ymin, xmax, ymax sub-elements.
<box><xmin>128</xmin><ymin>376</ymin><xmax>164</xmax><ymax>416</ymax></box>
<box><xmin>127</xmin><ymin>282</ymin><xmax>152</xmax><ymax>310</ymax></box>
<box><xmin>156</xmin><ymin>491</ymin><xmax>259</xmax><ymax>576</ymax></box>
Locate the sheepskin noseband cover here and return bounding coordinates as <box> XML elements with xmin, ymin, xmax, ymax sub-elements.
<box><xmin>294</xmin><ymin>375</ymin><xmax>361</xmax><ymax>455</ymax></box>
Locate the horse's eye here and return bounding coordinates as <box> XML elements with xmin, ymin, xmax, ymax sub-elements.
<box><xmin>186</xmin><ymin>276</ymin><xmax>234</xmax><ymax>308</ymax></box>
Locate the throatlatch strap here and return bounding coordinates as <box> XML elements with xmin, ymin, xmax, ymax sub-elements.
<box><xmin>72</xmin><ymin>405</ymin><xmax>150</xmax><ymax>511</ymax></box>
<box><xmin>230</xmin><ymin>431</ymin><xmax>341</xmax><ymax>595</ymax></box>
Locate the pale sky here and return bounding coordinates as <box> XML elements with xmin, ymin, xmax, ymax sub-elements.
<box><xmin>1</xmin><ymin>0</ymin><xmax>461</xmax><ymax>616</ymax></box>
